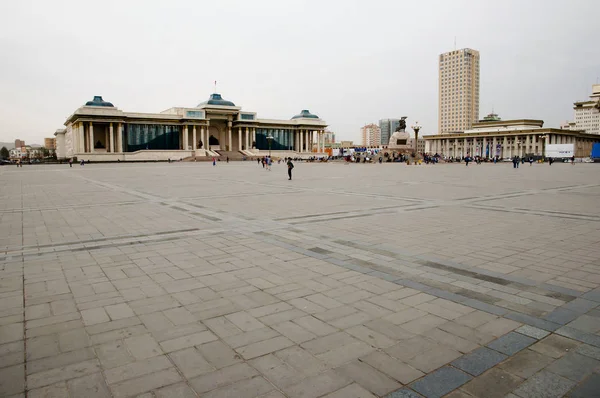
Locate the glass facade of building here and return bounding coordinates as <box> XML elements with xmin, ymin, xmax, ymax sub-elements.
<box><xmin>379</xmin><ymin>119</ymin><xmax>400</xmax><ymax>146</ymax></box>
<box><xmin>255</xmin><ymin>128</ymin><xmax>295</xmax><ymax>150</ymax></box>
<box><xmin>123</xmin><ymin>124</ymin><xmax>180</xmax><ymax>152</ymax></box>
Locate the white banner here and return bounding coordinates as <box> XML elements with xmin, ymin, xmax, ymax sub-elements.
<box><xmin>546</xmin><ymin>144</ymin><xmax>574</xmax><ymax>158</ymax></box>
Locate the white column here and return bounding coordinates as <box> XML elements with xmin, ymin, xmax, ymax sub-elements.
<box><xmin>295</xmin><ymin>131</ymin><xmax>299</xmax><ymax>151</ymax></box>
<box><xmin>316</xmin><ymin>132</ymin><xmax>320</xmax><ymax>153</ymax></box>
<box><xmin>200</xmin><ymin>127</ymin><xmax>204</xmax><ymax>149</ymax></box>
<box><xmin>79</xmin><ymin>122</ymin><xmax>85</xmax><ymax>153</ymax></box>
<box><xmin>245</xmin><ymin>128</ymin><xmax>249</xmax><ymax>151</ymax></box>
<box><xmin>252</xmin><ymin>128</ymin><xmax>256</xmax><ymax>148</ymax></box>
<box><xmin>306</xmin><ymin>131</ymin><xmax>310</xmax><ymax>152</ymax></box>
<box><xmin>193</xmin><ymin>125</ymin><xmax>197</xmax><ymax>150</ymax></box>
<box><xmin>89</xmin><ymin>122</ymin><xmax>94</xmax><ymax>153</ymax></box>
<box><xmin>109</xmin><ymin>123</ymin><xmax>114</xmax><ymax>153</ymax></box>
<box><xmin>238</xmin><ymin>127</ymin><xmax>242</xmax><ymax>151</ymax></box>
<box><xmin>185</xmin><ymin>125</ymin><xmax>190</xmax><ymax>150</ymax></box>
<box><xmin>228</xmin><ymin>122</ymin><xmax>232</xmax><ymax>151</ymax></box>
<box><xmin>492</xmin><ymin>137</ymin><xmax>497</xmax><ymax>158</ymax></box>
<box><xmin>118</xmin><ymin>123</ymin><xmax>123</xmax><ymax>152</ymax></box>
<box><xmin>299</xmin><ymin>130</ymin><xmax>304</xmax><ymax>152</ymax></box>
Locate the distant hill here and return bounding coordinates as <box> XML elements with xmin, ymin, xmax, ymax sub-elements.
<box><xmin>0</xmin><ymin>142</ymin><xmax>13</xmax><ymax>150</ymax></box>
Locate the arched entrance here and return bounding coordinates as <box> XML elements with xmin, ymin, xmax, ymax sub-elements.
<box><xmin>209</xmin><ymin>135</ymin><xmax>219</xmax><ymax>146</ymax></box>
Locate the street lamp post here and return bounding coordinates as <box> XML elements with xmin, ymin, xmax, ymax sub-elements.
<box><xmin>411</xmin><ymin>121</ymin><xmax>422</xmax><ymax>157</ymax></box>
<box><xmin>266</xmin><ymin>135</ymin><xmax>274</xmax><ymax>158</ymax></box>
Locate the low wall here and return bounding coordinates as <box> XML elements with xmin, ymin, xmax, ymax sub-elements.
<box><xmin>74</xmin><ymin>150</ymin><xmax>195</xmax><ymax>162</ymax></box>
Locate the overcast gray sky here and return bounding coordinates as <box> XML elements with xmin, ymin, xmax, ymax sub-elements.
<box><xmin>0</xmin><ymin>0</ymin><xmax>598</xmax><ymax>145</ymax></box>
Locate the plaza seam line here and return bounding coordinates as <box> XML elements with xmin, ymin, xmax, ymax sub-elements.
<box><xmin>248</xmin><ymin>231</ymin><xmax>573</xmax><ymax>334</ymax></box>
<box><xmin>20</xmin><ymin>178</ymin><xmax>27</xmax><ymax>396</ymax></box>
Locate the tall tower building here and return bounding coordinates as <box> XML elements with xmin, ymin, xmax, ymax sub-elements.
<box><xmin>361</xmin><ymin>124</ymin><xmax>381</xmax><ymax>146</ymax></box>
<box><xmin>574</xmin><ymin>84</ymin><xmax>600</xmax><ymax>135</ymax></box>
<box><xmin>379</xmin><ymin>119</ymin><xmax>400</xmax><ymax>146</ymax></box>
<box><xmin>438</xmin><ymin>48</ymin><xmax>480</xmax><ymax>134</ymax></box>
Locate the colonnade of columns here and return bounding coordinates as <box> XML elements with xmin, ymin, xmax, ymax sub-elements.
<box><xmin>76</xmin><ymin>121</ymin><xmax>123</xmax><ymax>153</ymax></box>
<box><xmin>427</xmin><ymin>133</ymin><xmax>582</xmax><ymax>158</ymax></box>
<box><xmin>74</xmin><ymin>121</ymin><xmax>326</xmax><ymax>154</ymax></box>
<box><xmin>293</xmin><ymin>129</ymin><xmax>326</xmax><ymax>153</ymax></box>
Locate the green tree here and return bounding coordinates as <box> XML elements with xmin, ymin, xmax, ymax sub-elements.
<box><xmin>0</xmin><ymin>146</ymin><xmax>8</xmax><ymax>159</ymax></box>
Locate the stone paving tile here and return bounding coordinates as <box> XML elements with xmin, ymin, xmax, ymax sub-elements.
<box><xmin>410</xmin><ymin>366</ymin><xmax>472</xmax><ymax>398</ymax></box>
<box><xmin>511</xmin><ymin>370</ymin><xmax>576</xmax><ymax>398</ymax></box>
<box><xmin>385</xmin><ymin>388</ymin><xmax>424</xmax><ymax>398</ymax></box>
<box><xmin>154</xmin><ymin>382</ymin><xmax>198</xmax><ymax>398</ymax></box>
<box><xmin>323</xmin><ymin>383</ymin><xmax>377</xmax><ymax>398</ymax></box>
<box><xmin>360</xmin><ymin>350</ymin><xmax>425</xmax><ymax>384</ymax></box>
<box><xmin>282</xmin><ymin>369</ymin><xmax>352</xmax><ymax>398</ymax></box>
<box><xmin>497</xmin><ymin>348</ymin><xmax>555</xmax><ymax>378</ymax></box>
<box><xmin>451</xmin><ymin>346</ymin><xmax>508</xmax><ymax>376</ymax></box>
<box><xmin>514</xmin><ymin>325</ymin><xmax>550</xmax><ymax>340</ymax></box>
<box><xmin>486</xmin><ymin>331</ymin><xmax>537</xmax><ymax>356</ymax></box>
<box><xmin>574</xmin><ymin>343</ymin><xmax>600</xmax><ymax>360</ymax></box>
<box><xmin>529</xmin><ymin>334</ymin><xmax>581</xmax><ymax>359</ymax></box>
<box><xmin>336</xmin><ymin>360</ymin><xmax>402</xmax><ymax>396</ymax></box>
<box><xmin>565</xmin><ymin>373</ymin><xmax>600</xmax><ymax>398</ymax></box>
<box><xmin>461</xmin><ymin>368</ymin><xmax>524</xmax><ymax>398</ymax></box>
<box><xmin>545</xmin><ymin>351</ymin><xmax>600</xmax><ymax>382</ymax></box>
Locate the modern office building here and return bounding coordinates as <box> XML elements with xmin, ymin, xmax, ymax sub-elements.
<box><xmin>438</xmin><ymin>48</ymin><xmax>480</xmax><ymax>134</ymax></box>
<box><xmin>425</xmin><ymin>118</ymin><xmax>600</xmax><ymax>158</ymax></box>
<box><xmin>379</xmin><ymin>119</ymin><xmax>400</xmax><ymax>147</ymax></box>
<box><xmin>55</xmin><ymin>93</ymin><xmax>328</xmax><ymax>161</ymax></box>
<box><xmin>361</xmin><ymin>124</ymin><xmax>381</xmax><ymax>146</ymax></box>
<box><xmin>574</xmin><ymin>84</ymin><xmax>600</xmax><ymax>135</ymax></box>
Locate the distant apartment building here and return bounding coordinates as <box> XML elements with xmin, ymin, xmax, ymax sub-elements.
<box><xmin>408</xmin><ymin>138</ymin><xmax>426</xmax><ymax>154</ymax></box>
<box><xmin>361</xmin><ymin>124</ymin><xmax>381</xmax><ymax>146</ymax></box>
<box><xmin>379</xmin><ymin>119</ymin><xmax>400</xmax><ymax>146</ymax></box>
<box><xmin>323</xmin><ymin>131</ymin><xmax>336</xmax><ymax>145</ymax></box>
<box><xmin>15</xmin><ymin>139</ymin><xmax>25</xmax><ymax>149</ymax></box>
<box><xmin>574</xmin><ymin>84</ymin><xmax>600</xmax><ymax>135</ymax></box>
<box><xmin>44</xmin><ymin>137</ymin><xmax>56</xmax><ymax>150</ymax></box>
<box><xmin>439</xmin><ymin>48</ymin><xmax>480</xmax><ymax>133</ymax></box>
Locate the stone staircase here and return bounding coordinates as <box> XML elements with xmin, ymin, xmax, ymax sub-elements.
<box><xmin>215</xmin><ymin>150</ymin><xmax>246</xmax><ymax>160</ymax></box>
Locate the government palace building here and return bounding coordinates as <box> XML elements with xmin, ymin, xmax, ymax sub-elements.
<box><xmin>55</xmin><ymin>94</ymin><xmax>328</xmax><ymax>161</ymax></box>
<box><xmin>424</xmin><ymin>115</ymin><xmax>600</xmax><ymax>159</ymax></box>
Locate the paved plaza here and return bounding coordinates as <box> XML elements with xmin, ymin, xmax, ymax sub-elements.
<box><xmin>1</xmin><ymin>161</ymin><xmax>600</xmax><ymax>398</ymax></box>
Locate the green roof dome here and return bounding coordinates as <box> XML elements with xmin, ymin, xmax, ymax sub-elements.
<box><xmin>199</xmin><ymin>93</ymin><xmax>235</xmax><ymax>107</ymax></box>
<box><xmin>85</xmin><ymin>96</ymin><xmax>114</xmax><ymax>107</ymax></box>
<box><xmin>292</xmin><ymin>109</ymin><xmax>319</xmax><ymax>119</ymax></box>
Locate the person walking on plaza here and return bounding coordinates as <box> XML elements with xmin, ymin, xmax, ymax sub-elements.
<box><xmin>571</xmin><ymin>155</ymin><xmax>575</xmax><ymax>165</ymax></box>
<box><xmin>287</xmin><ymin>158</ymin><xmax>294</xmax><ymax>180</ymax></box>
<box><xmin>69</xmin><ymin>158</ymin><xmax>73</xmax><ymax>167</ymax></box>
<box><xmin>212</xmin><ymin>157</ymin><xmax>216</xmax><ymax>166</ymax></box>
<box><xmin>529</xmin><ymin>156</ymin><xmax>533</xmax><ymax>166</ymax></box>
<box><xmin>226</xmin><ymin>156</ymin><xmax>229</xmax><ymax>163</ymax></box>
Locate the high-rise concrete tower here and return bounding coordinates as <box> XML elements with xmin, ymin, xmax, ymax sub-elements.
<box><xmin>438</xmin><ymin>48</ymin><xmax>480</xmax><ymax>133</ymax></box>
